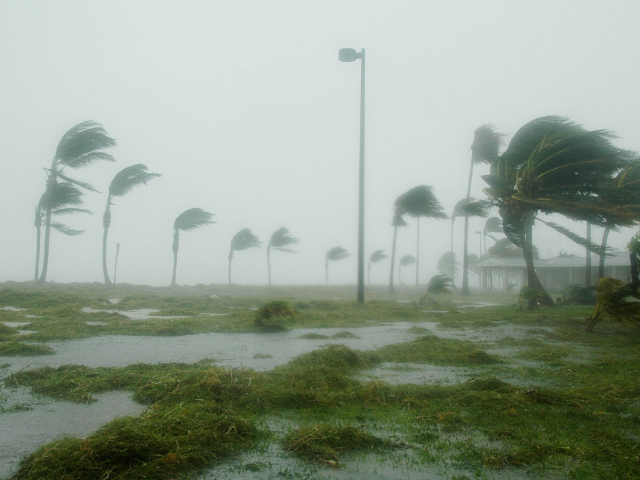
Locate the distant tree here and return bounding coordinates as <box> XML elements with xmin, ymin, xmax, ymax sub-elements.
<box><xmin>102</xmin><ymin>164</ymin><xmax>161</xmax><ymax>285</ymax></box>
<box><xmin>171</xmin><ymin>208</ymin><xmax>214</xmax><ymax>285</ymax></box>
<box><xmin>483</xmin><ymin>217</ymin><xmax>503</xmax><ymax>254</ymax></box>
<box><xmin>266</xmin><ymin>227</ymin><xmax>299</xmax><ymax>285</ymax></box>
<box><xmin>34</xmin><ymin>182</ymin><xmax>91</xmax><ymax>281</ymax></box>
<box><xmin>437</xmin><ymin>251</ymin><xmax>458</xmax><ymax>279</ymax></box>
<box><xmin>398</xmin><ymin>254</ymin><xmax>416</xmax><ymax>285</ymax></box>
<box><xmin>450</xmin><ymin>198</ymin><xmax>474</xmax><ymax>287</ymax></box>
<box><xmin>229</xmin><ymin>229</ymin><xmax>262</xmax><ymax>284</ymax></box>
<box><xmin>37</xmin><ymin>121</ymin><xmax>116</xmax><ymax>283</ymax></box>
<box><xmin>325</xmin><ymin>247</ymin><xmax>350</xmax><ymax>285</ymax></box>
<box><xmin>368</xmin><ymin>250</ymin><xmax>388</xmax><ymax>284</ymax></box>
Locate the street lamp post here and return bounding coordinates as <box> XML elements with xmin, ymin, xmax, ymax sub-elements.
<box><xmin>339</xmin><ymin>47</ymin><xmax>366</xmax><ymax>304</ymax></box>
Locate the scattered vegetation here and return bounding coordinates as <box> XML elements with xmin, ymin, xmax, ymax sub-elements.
<box><xmin>376</xmin><ymin>335</ymin><xmax>500</xmax><ymax>365</ymax></box>
<box><xmin>0</xmin><ymin>341</ymin><xmax>54</xmax><ymax>356</ymax></box>
<box><xmin>254</xmin><ymin>300</ymin><xmax>298</xmax><ymax>330</ymax></box>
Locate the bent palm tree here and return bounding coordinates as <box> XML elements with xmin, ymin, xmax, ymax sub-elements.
<box><xmin>463</xmin><ymin>124</ymin><xmax>504</xmax><ymax>295</ymax></box>
<box><xmin>586</xmin><ymin>277</ymin><xmax>640</xmax><ymax>332</ymax></box>
<box><xmin>398</xmin><ymin>254</ymin><xmax>416</xmax><ymax>285</ymax></box>
<box><xmin>388</xmin><ymin>194</ymin><xmax>409</xmax><ymax>294</ymax></box>
<box><xmin>34</xmin><ymin>182</ymin><xmax>91</xmax><ymax>281</ymax></box>
<box><xmin>426</xmin><ymin>274</ymin><xmax>453</xmax><ymax>294</ymax></box>
<box><xmin>171</xmin><ymin>208</ymin><xmax>215</xmax><ymax>285</ymax></box>
<box><xmin>102</xmin><ymin>164</ymin><xmax>161</xmax><ymax>284</ymax></box>
<box><xmin>450</xmin><ymin>198</ymin><xmax>475</xmax><ymax>288</ymax></box>
<box><xmin>326</xmin><ymin>247</ymin><xmax>350</xmax><ymax>285</ymax></box>
<box><xmin>368</xmin><ymin>250</ymin><xmax>387</xmax><ymax>284</ymax></box>
<box><xmin>229</xmin><ymin>229</ymin><xmax>262</xmax><ymax>284</ymax></box>
<box><xmin>267</xmin><ymin>227</ymin><xmax>299</xmax><ymax>285</ymax></box>
<box><xmin>38</xmin><ymin>121</ymin><xmax>116</xmax><ymax>283</ymax></box>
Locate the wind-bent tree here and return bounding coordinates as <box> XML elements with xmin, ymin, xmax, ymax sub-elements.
<box><xmin>228</xmin><ymin>229</ymin><xmax>262</xmax><ymax>284</ymax></box>
<box><xmin>171</xmin><ymin>208</ymin><xmax>214</xmax><ymax>285</ymax></box>
<box><xmin>38</xmin><ymin>121</ymin><xmax>116</xmax><ymax>283</ymax></box>
<box><xmin>480</xmin><ymin>116</ymin><xmax>637</xmax><ymax>308</ymax></box>
<box><xmin>398</xmin><ymin>254</ymin><xmax>416</xmax><ymax>285</ymax></box>
<box><xmin>483</xmin><ymin>217</ymin><xmax>503</xmax><ymax>254</ymax></box>
<box><xmin>388</xmin><ymin>194</ymin><xmax>409</xmax><ymax>294</ymax></box>
<box><xmin>102</xmin><ymin>164</ymin><xmax>161</xmax><ymax>285</ymax></box>
<box><xmin>437</xmin><ymin>251</ymin><xmax>458</xmax><ymax>279</ymax></box>
<box><xmin>395</xmin><ymin>186</ymin><xmax>447</xmax><ymax>287</ymax></box>
<box><xmin>34</xmin><ymin>182</ymin><xmax>90</xmax><ymax>281</ymax></box>
<box><xmin>462</xmin><ymin>124</ymin><xmax>504</xmax><ymax>295</ymax></box>
<box><xmin>325</xmin><ymin>246</ymin><xmax>350</xmax><ymax>285</ymax></box>
<box><xmin>368</xmin><ymin>250</ymin><xmax>388</xmax><ymax>284</ymax></box>
<box><xmin>266</xmin><ymin>227</ymin><xmax>299</xmax><ymax>285</ymax></box>
<box><xmin>450</xmin><ymin>198</ymin><xmax>475</xmax><ymax>288</ymax></box>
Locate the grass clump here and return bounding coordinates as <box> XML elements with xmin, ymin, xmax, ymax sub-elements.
<box><xmin>0</xmin><ymin>323</ymin><xmax>17</xmax><ymax>335</ymax></box>
<box><xmin>283</xmin><ymin>424</ymin><xmax>389</xmax><ymax>466</ymax></box>
<box><xmin>13</xmin><ymin>402</ymin><xmax>256</xmax><ymax>480</ymax></box>
<box><xmin>254</xmin><ymin>300</ymin><xmax>297</xmax><ymax>331</ymax></box>
<box><xmin>299</xmin><ymin>332</ymin><xmax>330</xmax><ymax>339</ymax></box>
<box><xmin>331</xmin><ymin>331</ymin><xmax>359</xmax><ymax>339</ymax></box>
<box><xmin>0</xmin><ymin>341</ymin><xmax>54</xmax><ymax>356</ymax></box>
<box><xmin>376</xmin><ymin>335</ymin><xmax>500</xmax><ymax>366</ymax></box>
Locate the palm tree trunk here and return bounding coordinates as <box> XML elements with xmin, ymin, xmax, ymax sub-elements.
<box><xmin>267</xmin><ymin>249</ymin><xmax>272</xmax><ymax>286</ymax></box>
<box><xmin>450</xmin><ymin>219</ymin><xmax>455</xmax><ymax>287</ymax></box>
<box><xmin>38</xmin><ymin>162</ymin><xmax>58</xmax><ymax>284</ymax></box>
<box><xmin>34</xmin><ymin>223</ymin><xmax>41</xmax><ymax>282</ymax></box>
<box><xmin>462</xmin><ymin>161</ymin><xmax>475</xmax><ymax>296</ymax></box>
<box><xmin>102</xmin><ymin>196</ymin><xmax>113</xmax><ymax>285</ymax></box>
<box><xmin>585</xmin><ymin>222</ymin><xmax>592</xmax><ymax>286</ymax></box>
<box><xmin>171</xmin><ymin>231</ymin><xmax>179</xmax><ymax>285</ymax></box>
<box><xmin>388</xmin><ymin>225</ymin><xmax>398</xmax><ymax>294</ymax></box>
<box><xmin>598</xmin><ymin>226</ymin><xmax>611</xmax><ymax>280</ymax></box>
<box><xmin>415</xmin><ymin>217</ymin><xmax>420</xmax><ymax>287</ymax></box>
<box><xmin>523</xmin><ymin>219</ymin><xmax>554</xmax><ymax>308</ymax></box>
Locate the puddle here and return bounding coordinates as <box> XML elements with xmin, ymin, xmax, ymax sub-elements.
<box><xmin>108</xmin><ymin>299</ymin><xmax>121</xmax><ymax>304</ymax></box>
<box><xmin>453</xmin><ymin>301</ymin><xmax>503</xmax><ymax>308</ymax></box>
<box><xmin>86</xmin><ymin>321</ymin><xmax>109</xmax><ymax>326</ymax></box>
<box><xmin>0</xmin><ymin>307</ymin><xmax>26</xmax><ymax>312</ymax></box>
<box><xmin>199</xmin><ymin>313</ymin><xmax>229</xmax><ymax>316</ymax></box>
<box><xmin>0</xmin><ymin>388</ymin><xmax>145</xmax><ymax>478</ymax></box>
<box><xmin>2</xmin><ymin>322</ymin><xmax>31</xmax><ymax>328</ymax></box>
<box><xmin>23</xmin><ymin>315</ymin><xmax>42</xmax><ymax>319</ymax></box>
<box><xmin>16</xmin><ymin>330</ymin><xmax>36</xmax><ymax>336</ymax></box>
<box><xmin>356</xmin><ymin>362</ymin><xmax>471</xmax><ymax>385</ymax></box>
<box><xmin>421</xmin><ymin>310</ymin><xmax>449</xmax><ymax>313</ymax></box>
<box><xmin>81</xmin><ymin>307</ymin><xmax>188</xmax><ymax>320</ymax></box>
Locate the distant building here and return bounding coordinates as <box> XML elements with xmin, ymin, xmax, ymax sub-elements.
<box><xmin>476</xmin><ymin>252</ymin><xmax>632</xmax><ymax>292</ymax></box>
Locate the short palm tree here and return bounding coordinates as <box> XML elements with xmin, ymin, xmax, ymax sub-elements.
<box><xmin>102</xmin><ymin>164</ymin><xmax>161</xmax><ymax>285</ymax></box>
<box><xmin>34</xmin><ymin>182</ymin><xmax>91</xmax><ymax>281</ymax></box>
<box><xmin>368</xmin><ymin>250</ymin><xmax>387</xmax><ymax>284</ymax></box>
<box><xmin>37</xmin><ymin>121</ymin><xmax>116</xmax><ymax>283</ymax></box>
<box><xmin>325</xmin><ymin>246</ymin><xmax>350</xmax><ymax>285</ymax></box>
<box><xmin>171</xmin><ymin>208</ymin><xmax>214</xmax><ymax>285</ymax></box>
<box><xmin>266</xmin><ymin>227</ymin><xmax>299</xmax><ymax>285</ymax></box>
<box><xmin>426</xmin><ymin>274</ymin><xmax>453</xmax><ymax>294</ymax></box>
<box><xmin>398</xmin><ymin>254</ymin><xmax>416</xmax><ymax>285</ymax></box>
<box><xmin>229</xmin><ymin>228</ymin><xmax>262</xmax><ymax>284</ymax></box>
<box><xmin>388</xmin><ymin>197</ymin><xmax>408</xmax><ymax>294</ymax></box>
<box><xmin>462</xmin><ymin>124</ymin><xmax>504</xmax><ymax>295</ymax></box>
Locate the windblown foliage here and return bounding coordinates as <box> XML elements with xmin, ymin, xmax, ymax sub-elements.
<box><xmin>108</xmin><ymin>164</ymin><xmax>162</xmax><ymax>197</ymax></box>
<box><xmin>586</xmin><ymin>277</ymin><xmax>640</xmax><ymax>332</ymax></box>
<box><xmin>326</xmin><ymin>247</ymin><xmax>350</xmax><ymax>262</ymax></box>
<box><xmin>426</xmin><ymin>274</ymin><xmax>453</xmax><ymax>294</ymax></box>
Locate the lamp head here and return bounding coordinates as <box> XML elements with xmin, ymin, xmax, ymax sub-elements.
<box><xmin>339</xmin><ymin>48</ymin><xmax>359</xmax><ymax>62</ymax></box>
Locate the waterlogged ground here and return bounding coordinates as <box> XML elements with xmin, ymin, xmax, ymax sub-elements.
<box><xmin>0</xmin><ymin>283</ymin><xmax>638</xmax><ymax>479</ymax></box>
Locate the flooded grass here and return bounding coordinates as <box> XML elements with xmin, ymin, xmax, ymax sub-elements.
<box><xmin>0</xmin><ymin>342</ymin><xmax>54</xmax><ymax>356</ymax></box>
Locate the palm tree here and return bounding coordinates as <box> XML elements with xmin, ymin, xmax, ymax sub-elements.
<box><xmin>171</xmin><ymin>208</ymin><xmax>214</xmax><ymax>285</ymax></box>
<box><xmin>325</xmin><ymin>246</ymin><xmax>350</xmax><ymax>285</ymax></box>
<box><xmin>426</xmin><ymin>274</ymin><xmax>453</xmax><ymax>294</ymax></box>
<box><xmin>483</xmin><ymin>217</ymin><xmax>503</xmax><ymax>254</ymax></box>
<box><xmin>368</xmin><ymin>250</ymin><xmax>387</xmax><ymax>284</ymax></box>
<box><xmin>450</xmin><ymin>198</ymin><xmax>474</xmax><ymax>288</ymax></box>
<box><xmin>229</xmin><ymin>228</ymin><xmax>262</xmax><ymax>284</ymax></box>
<box><xmin>266</xmin><ymin>227</ymin><xmax>299</xmax><ymax>285</ymax></box>
<box><xmin>586</xmin><ymin>277</ymin><xmax>640</xmax><ymax>332</ymax></box>
<box><xmin>34</xmin><ymin>182</ymin><xmax>91</xmax><ymax>281</ymax></box>
<box><xmin>102</xmin><ymin>164</ymin><xmax>161</xmax><ymax>285</ymax></box>
<box><xmin>395</xmin><ymin>186</ymin><xmax>447</xmax><ymax>287</ymax></box>
<box><xmin>398</xmin><ymin>254</ymin><xmax>416</xmax><ymax>285</ymax></box>
<box><xmin>462</xmin><ymin>124</ymin><xmax>504</xmax><ymax>295</ymax></box>
<box><xmin>437</xmin><ymin>251</ymin><xmax>459</xmax><ymax>279</ymax></box>
<box><xmin>38</xmin><ymin>121</ymin><xmax>116</xmax><ymax>283</ymax></box>
<box><xmin>481</xmin><ymin>116</ymin><xmax>637</xmax><ymax>308</ymax></box>
<box><xmin>388</xmin><ymin>194</ymin><xmax>409</xmax><ymax>294</ymax></box>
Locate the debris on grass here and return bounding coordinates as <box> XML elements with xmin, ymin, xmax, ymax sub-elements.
<box><xmin>254</xmin><ymin>301</ymin><xmax>298</xmax><ymax>331</ymax></box>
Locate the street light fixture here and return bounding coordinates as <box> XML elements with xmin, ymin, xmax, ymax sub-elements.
<box><xmin>339</xmin><ymin>47</ymin><xmax>366</xmax><ymax>304</ymax></box>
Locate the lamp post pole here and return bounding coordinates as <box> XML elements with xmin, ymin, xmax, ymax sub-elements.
<box><xmin>339</xmin><ymin>47</ymin><xmax>366</xmax><ymax>304</ymax></box>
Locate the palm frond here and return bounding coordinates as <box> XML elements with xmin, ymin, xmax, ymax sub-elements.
<box><xmin>487</xmin><ymin>238</ymin><xmax>538</xmax><ymax>258</ymax></box>
<box><xmin>399</xmin><ymin>254</ymin><xmax>416</xmax><ymax>267</ymax></box>
<box><xmin>471</xmin><ymin>124</ymin><xmax>505</xmax><ymax>165</ymax></box>
<box><xmin>230</xmin><ymin>228</ymin><xmax>262</xmax><ymax>252</ymax></box>
<box><xmin>55</xmin><ymin>121</ymin><xmax>116</xmax><ymax>168</ymax></box>
<box><xmin>396</xmin><ymin>185</ymin><xmax>448</xmax><ymax>219</ymax></box>
<box><xmin>452</xmin><ymin>197</ymin><xmax>475</xmax><ymax>220</ymax></box>
<box><xmin>326</xmin><ymin>247</ymin><xmax>350</xmax><ymax>262</ymax></box>
<box><xmin>50</xmin><ymin>222</ymin><xmax>84</xmax><ymax>236</ymax></box>
<box><xmin>587</xmin><ymin>277</ymin><xmax>640</xmax><ymax>331</ymax></box>
<box><xmin>269</xmin><ymin>227</ymin><xmax>299</xmax><ymax>251</ymax></box>
<box><xmin>426</xmin><ymin>274</ymin><xmax>453</xmax><ymax>294</ymax></box>
<box><xmin>537</xmin><ymin>219</ymin><xmax>610</xmax><ymax>256</ymax></box>
<box><xmin>109</xmin><ymin>164</ymin><xmax>162</xmax><ymax>197</ymax></box>
<box><xmin>174</xmin><ymin>208</ymin><xmax>215</xmax><ymax>232</ymax></box>
<box><xmin>437</xmin><ymin>252</ymin><xmax>459</xmax><ymax>276</ymax></box>
<box><xmin>57</xmin><ymin>172</ymin><xmax>99</xmax><ymax>192</ymax></box>
<box><xmin>462</xmin><ymin>200</ymin><xmax>490</xmax><ymax>218</ymax></box>
<box><xmin>38</xmin><ymin>182</ymin><xmax>85</xmax><ymax>210</ymax></box>
<box><xmin>484</xmin><ymin>217</ymin><xmax>503</xmax><ymax>235</ymax></box>
<box><xmin>369</xmin><ymin>250</ymin><xmax>388</xmax><ymax>263</ymax></box>
<box><xmin>52</xmin><ymin>208</ymin><xmax>92</xmax><ymax>216</ymax></box>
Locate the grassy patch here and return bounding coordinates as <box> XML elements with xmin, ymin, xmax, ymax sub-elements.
<box><xmin>0</xmin><ymin>341</ymin><xmax>54</xmax><ymax>356</ymax></box>
<box><xmin>299</xmin><ymin>333</ymin><xmax>330</xmax><ymax>339</ymax></box>
<box><xmin>332</xmin><ymin>331</ymin><xmax>360</xmax><ymax>339</ymax></box>
<box><xmin>0</xmin><ymin>323</ymin><xmax>17</xmax><ymax>335</ymax></box>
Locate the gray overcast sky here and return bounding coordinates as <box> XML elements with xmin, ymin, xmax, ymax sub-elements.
<box><xmin>2</xmin><ymin>0</ymin><xmax>640</xmax><ymax>287</ymax></box>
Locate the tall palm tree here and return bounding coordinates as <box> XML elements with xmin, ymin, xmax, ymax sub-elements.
<box><xmin>325</xmin><ymin>246</ymin><xmax>350</xmax><ymax>285</ymax></box>
<box><xmin>38</xmin><ymin>121</ymin><xmax>116</xmax><ymax>283</ymax></box>
<box><xmin>481</xmin><ymin>116</ymin><xmax>637</xmax><ymax>308</ymax></box>
<box><xmin>102</xmin><ymin>164</ymin><xmax>161</xmax><ymax>285</ymax></box>
<box><xmin>171</xmin><ymin>208</ymin><xmax>214</xmax><ymax>285</ymax></box>
<box><xmin>34</xmin><ymin>182</ymin><xmax>91</xmax><ymax>281</ymax></box>
<box><xmin>266</xmin><ymin>227</ymin><xmax>299</xmax><ymax>285</ymax></box>
<box><xmin>462</xmin><ymin>124</ymin><xmax>504</xmax><ymax>295</ymax></box>
<box><xmin>229</xmin><ymin>228</ymin><xmax>262</xmax><ymax>284</ymax></box>
<box><xmin>368</xmin><ymin>250</ymin><xmax>387</xmax><ymax>284</ymax></box>
<box><xmin>388</xmin><ymin>194</ymin><xmax>409</xmax><ymax>294</ymax></box>
<box><xmin>398</xmin><ymin>254</ymin><xmax>416</xmax><ymax>285</ymax></box>
<box><xmin>450</xmin><ymin>197</ymin><xmax>474</xmax><ymax>288</ymax></box>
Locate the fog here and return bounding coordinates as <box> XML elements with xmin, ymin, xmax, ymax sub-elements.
<box><xmin>2</xmin><ymin>0</ymin><xmax>640</xmax><ymax>287</ymax></box>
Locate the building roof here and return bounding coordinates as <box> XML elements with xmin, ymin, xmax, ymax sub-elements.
<box><xmin>477</xmin><ymin>252</ymin><xmax>630</xmax><ymax>269</ymax></box>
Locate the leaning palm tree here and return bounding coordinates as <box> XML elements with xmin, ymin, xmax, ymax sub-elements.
<box><xmin>398</xmin><ymin>254</ymin><xmax>416</xmax><ymax>285</ymax></box>
<box><xmin>102</xmin><ymin>164</ymin><xmax>161</xmax><ymax>284</ymax></box>
<box><xmin>368</xmin><ymin>250</ymin><xmax>387</xmax><ymax>284</ymax></box>
<box><xmin>229</xmin><ymin>228</ymin><xmax>262</xmax><ymax>284</ymax></box>
<box><xmin>586</xmin><ymin>277</ymin><xmax>640</xmax><ymax>332</ymax></box>
<box><xmin>266</xmin><ymin>227</ymin><xmax>299</xmax><ymax>285</ymax></box>
<box><xmin>325</xmin><ymin>246</ymin><xmax>350</xmax><ymax>285</ymax></box>
<box><xmin>171</xmin><ymin>208</ymin><xmax>215</xmax><ymax>285</ymax></box>
<box><xmin>437</xmin><ymin>251</ymin><xmax>458</xmax><ymax>279</ymax></box>
<box><xmin>462</xmin><ymin>124</ymin><xmax>504</xmax><ymax>295</ymax></box>
<box><xmin>395</xmin><ymin>186</ymin><xmax>447</xmax><ymax>287</ymax></box>
<box><xmin>37</xmin><ymin>121</ymin><xmax>116</xmax><ymax>283</ymax></box>
<box><xmin>388</xmin><ymin>194</ymin><xmax>409</xmax><ymax>294</ymax></box>
<box><xmin>34</xmin><ymin>182</ymin><xmax>91</xmax><ymax>281</ymax></box>
<box><xmin>483</xmin><ymin>217</ymin><xmax>503</xmax><ymax>254</ymax></box>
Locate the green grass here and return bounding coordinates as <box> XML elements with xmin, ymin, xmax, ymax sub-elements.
<box><xmin>376</xmin><ymin>335</ymin><xmax>500</xmax><ymax>365</ymax></box>
<box><xmin>0</xmin><ymin>341</ymin><xmax>54</xmax><ymax>356</ymax></box>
